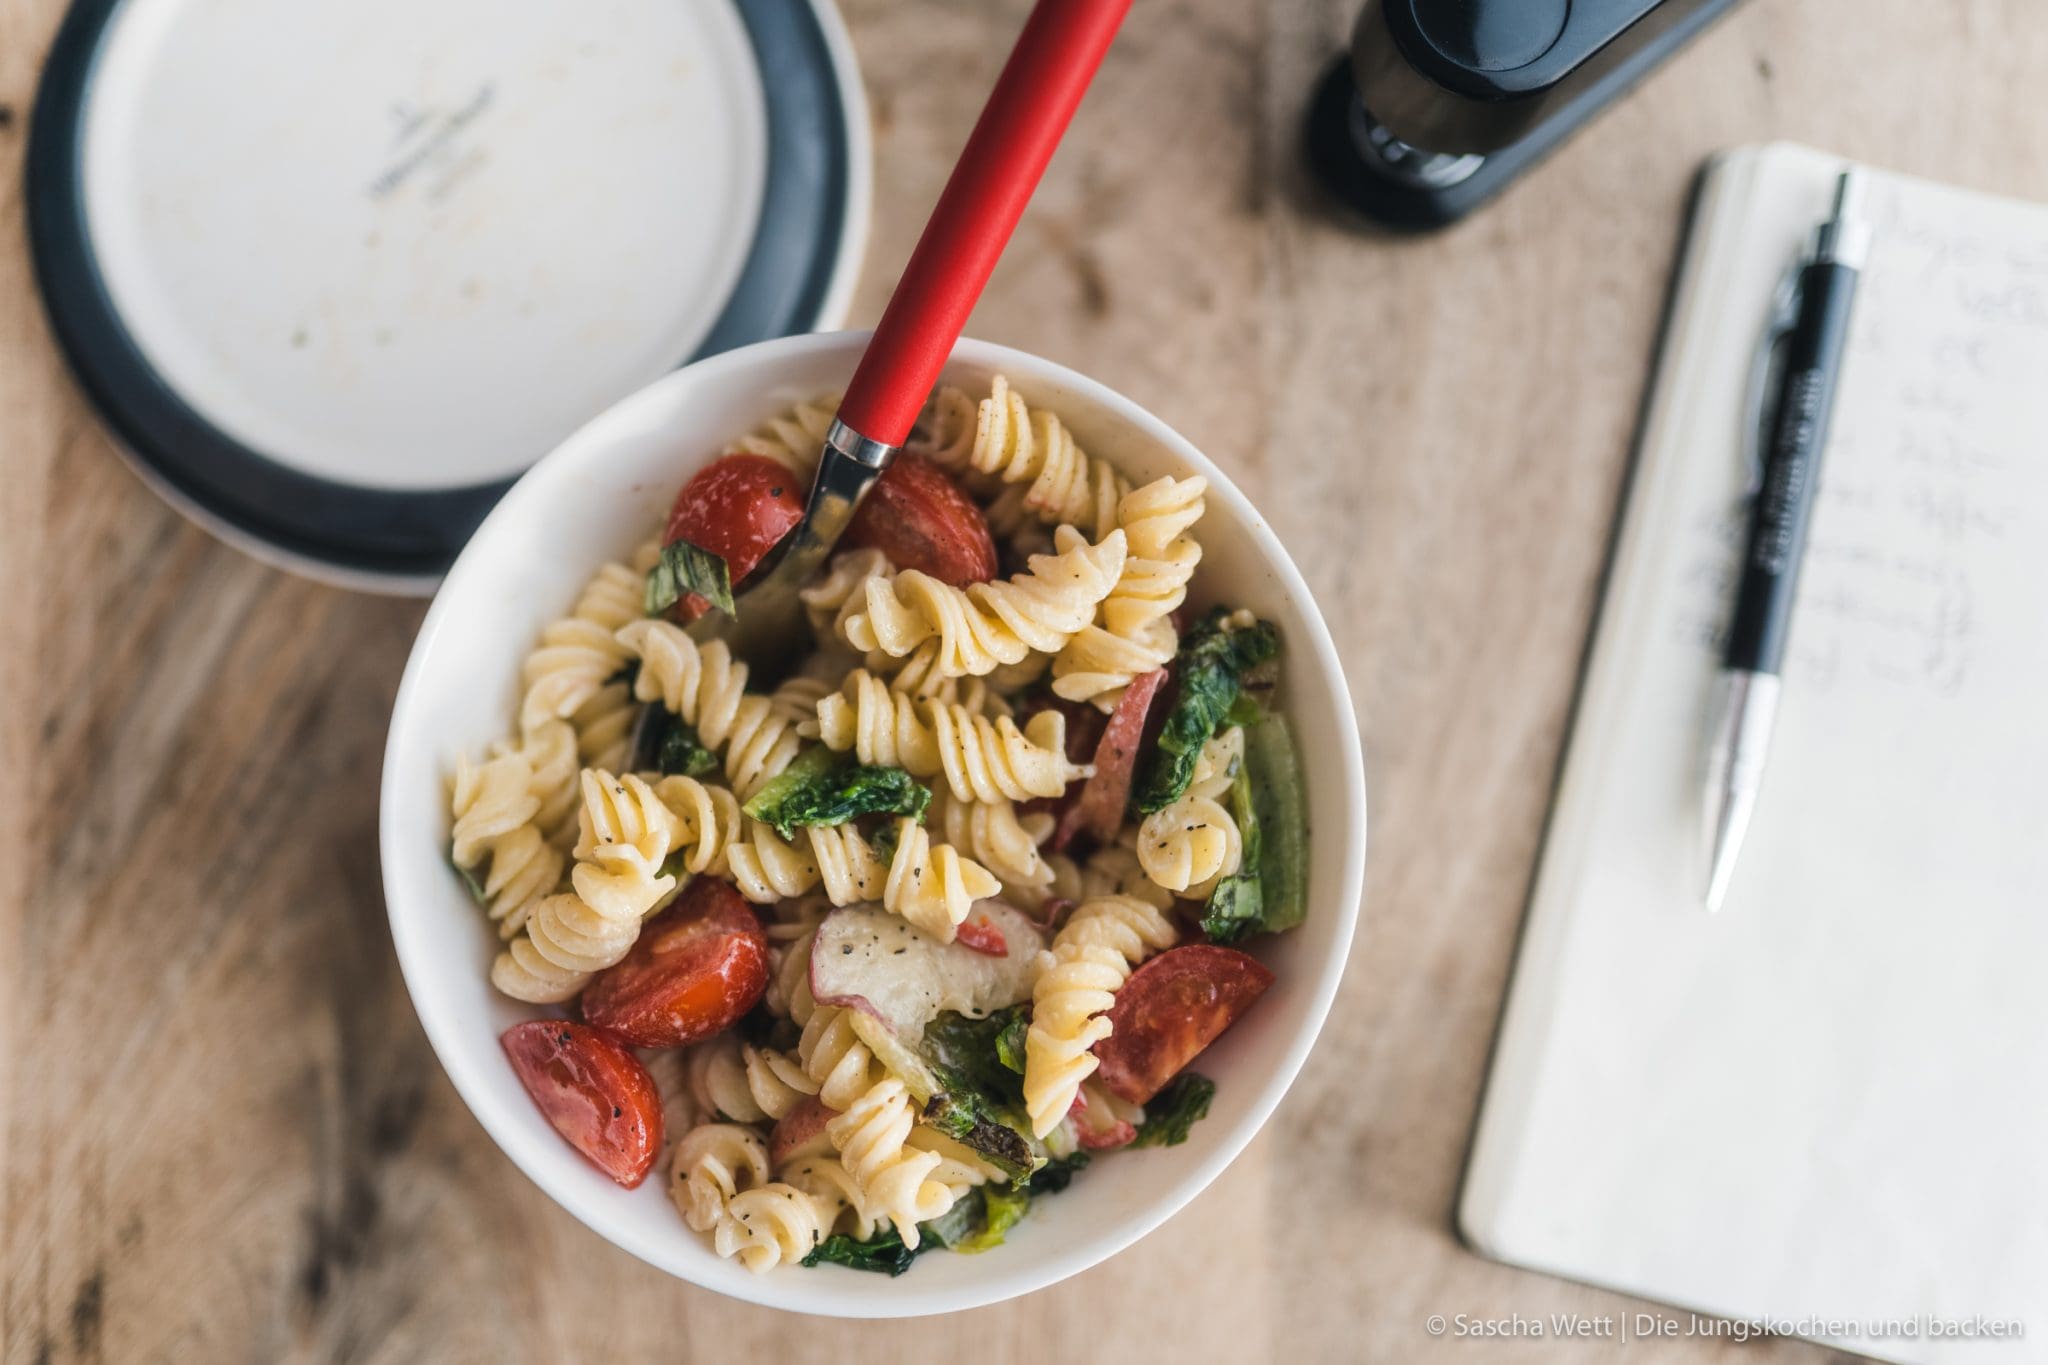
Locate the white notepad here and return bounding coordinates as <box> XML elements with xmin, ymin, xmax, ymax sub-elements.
<box><xmin>1461</xmin><ymin>143</ymin><xmax>2048</xmax><ymax>1363</ymax></box>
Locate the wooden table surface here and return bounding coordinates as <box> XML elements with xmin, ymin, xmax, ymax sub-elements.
<box><xmin>5</xmin><ymin>1</ymin><xmax>2044</xmax><ymax>1360</ymax></box>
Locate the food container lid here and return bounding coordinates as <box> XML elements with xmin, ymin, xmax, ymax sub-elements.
<box><xmin>27</xmin><ymin>0</ymin><xmax>870</xmax><ymax>593</ymax></box>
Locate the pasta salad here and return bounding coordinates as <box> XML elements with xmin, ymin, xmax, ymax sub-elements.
<box><xmin>450</xmin><ymin>377</ymin><xmax>1309</xmax><ymax>1274</ymax></box>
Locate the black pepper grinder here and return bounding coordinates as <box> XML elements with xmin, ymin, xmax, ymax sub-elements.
<box><xmin>1305</xmin><ymin>0</ymin><xmax>1745</xmax><ymax>232</ymax></box>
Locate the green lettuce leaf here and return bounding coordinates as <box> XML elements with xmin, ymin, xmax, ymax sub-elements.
<box><xmin>1027</xmin><ymin>1150</ymin><xmax>1091</xmax><ymax>1194</ymax></box>
<box><xmin>644</xmin><ymin>539</ymin><xmax>735</xmax><ymax>618</ymax></box>
<box><xmin>867</xmin><ymin>818</ymin><xmax>902</xmax><ymax>869</ymax></box>
<box><xmin>1134</xmin><ymin>609</ymin><xmax>1280</xmax><ymax>813</ymax></box>
<box><xmin>640</xmin><ymin>712</ymin><xmax>716</xmax><ymax>778</ymax></box>
<box><xmin>921</xmin><ymin>1088</ymin><xmax>1037</xmax><ymax>1184</ymax></box>
<box><xmin>1201</xmin><ymin>756</ymin><xmax>1263</xmax><ymax>944</ymax></box>
<box><xmin>1201</xmin><ymin>872</ymin><xmax>1262</xmax><ymax>945</ymax></box>
<box><xmin>1223</xmin><ymin>688</ymin><xmax>1265</xmax><ymax>729</ymax></box>
<box><xmin>950</xmin><ymin>1182</ymin><xmax>1030</xmax><ymax>1254</ymax></box>
<box><xmin>1132</xmin><ymin>1074</ymin><xmax>1216</xmax><ymax>1148</ymax></box>
<box><xmin>1199</xmin><ymin>714</ymin><xmax>1308</xmax><ymax>943</ymax></box>
<box><xmin>1244</xmin><ymin>715</ymin><xmax>1308</xmax><ymax>936</ymax></box>
<box><xmin>920</xmin><ymin>1007</ymin><xmax>1039</xmax><ymax>1182</ymax></box>
<box><xmin>919</xmin><ymin>1196</ymin><xmax>981</xmax><ymax>1251</ymax></box>
<box><xmin>923</xmin><ymin>1008</ymin><xmax>1029</xmax><ymax>1103</ymax></box>
<box><xmin>742</xmin><ymin>752</ymin><xmax>930</xmax><ymax>840</ymax></box>
<box><xmin>810</xmin><ymin>1162</ymin><xmax>1077</xmax><ymax>1273</ymax></box>
<box><xmin>994</xmin><ymin>1011</ymin><xmax>1029</xmax><ymax>1077</ymax></box>
<box><xmin>802</xmin><ymin>1230</ymin><xmax>920</xmax><ymax>1276</ymax></box>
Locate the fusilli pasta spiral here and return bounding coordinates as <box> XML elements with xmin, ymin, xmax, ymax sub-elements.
<box><xmin>769</xmin><ymin>675</ymin><xmax>832</xmax><ymax>738</ymax></box>
<box><xmin>477</xmin><ymin>826</ymin><xmax>566</xmax><ymax>940</ymax></box>
<box><xmin>800</xmin><ymin>547</ymin><xmax>895</xmax><ymax>640</ymax></box>
<box><xmin>570</xmin><ymin>769</ymin><xmax>684</xmax><ymax>916</ymax></box>
<box><xmin>773</xmin><ymin>928</ymin><xmax>893</xmax><ymax>1109</ymax></box>
<box><xmin>1081</xmin><ymin>829</ymin><xmax>1176</xmax><ymax>912</ymax></box>
<box><xmin>495</xmin><ymin>717</ymin><xmax>580</xmax><ymax>842</ymax></box>
<box><xmin>519</xmin><ymin>559</ymin><xmax>644</xmax><ymax>734</ymax></box>
<box><xmin>672</xmin><ymin>1119</ymin><xmax>837</xmax><ymax>1273</ymax></box>
<box><xmin>450</xmin><ymin>752</ymin><xmax>538</xmax><ymax>869</ymax></box>
<box><xmin>1011</xmin><ymin>846</ymin><xmax>1085</xmax><ymax>914</ymax></box>
<box><xmin>725</xmin><ymin>393</ymin><xmax>837</xmax><ymax>472</ymax></box>
<box><xmin>616</xmin><ymin>620</ymin><xmax>810</xmax><ymax>799</ymax></box>
<box><xmin>450</xmin><ymin>752</ymin><xmax>566</xmax><ymax>939</ymax></box>
<box><xmin>644</xmin><ymin>1047</ymin><xmax>699</xmax><ymax>1169</ymax></box>
<box><xmin>840</xmin><ymin>526</ymin><xmax>1127</xmax><ymax>679</ymax></box>
<box><xmin>724</xmin><ymin>818</ymin><xmax>821</xmax><ymax>903</ymax></box>
<box><xmin>928</xmin><ymin>789</ymin><xmax>1055</xmax><ymax>898</ymax></box>
<box><xmin>1053</xmin><ymin>475</ymin><xmax>1207</xmax><ymax>708</ymax></box>
<box><xmin>723</xmin><ymin>809</ymin><xmax>997</xmax><ymax>943</ymax></box>
<box><xmin>781</xmin><ymin>1155</ymin><xmax>881</xmax><ymax>1242</ymax></box>
<box><xmin>671</xmin><ymin>1121</ymin><xmax>771</xmax><ymax>1230</ymax></box>
<box><xmin>916</xmin><ymin>375</ymin><xmax>1128</xmax><ymax>541</ymax></box>
<box><xmin>812</xmin><ymin>818</ymin><xmax>1001</xmax><ymax>942</ymax></box>
<box><xmin>1137</xmin><ymin>728</ymin><xmax>1244</xmax><ymax>897</ymax></box>
<box><xmin>717</xmin><ymin>1184</ymin><xmax>834</xmax><ymax>1272</ymax></box>
<box><xmin>649</xmin><ymin>774</ymin><xmax>745</xmax><ymax>877</ymax></box>
<box><xmin>567</xmin><ymin>678</ymin><xmax>640</xmax><ymax>778</ymax></box>
<box><xmin>814</xmin><ymin>669</ymin><xmax>1090</xmax><ymax>802</ymax></box>
<box><xmin>489</xmin><ymin>770</ymin><xmax>684</xmax><ymax>1003</ymax></box>
<box><xmin>687</xmin><ymin>1034</ymin><xmax>817</xmax><ymax>1123</ymax></box>
<box><xmin>826</xmin><ymin>1078</ymin><xmax>957</xmax><ymax>1247</ymax></box>
<box><xmin>686</xmin><ymin>1035</ymin><xmax>751</xmax><ymax>1120</ymax></box>
<box><xmin>799</xmin><ymin>1004</ymin><xmax>890</xmax><ymax>1111</ymax></box>
<box><xmin>880</xmin><ymin>640</ymin><xmax>1016</xmax><ymax>712</ymax></box>
<box><xmin>762</xmin><ymin>895</ymin><xmax>831</xmax><ymax>1019</ymax></box>
<box><xmin>1023</xmin><ymin>894</ymin><xmax>1179</xmax><ymax>1137</ymax></box>
<box><xmin>913</xmin><ymin>385</ymin><xmax>980</xmax><ymax>471</ymax></box>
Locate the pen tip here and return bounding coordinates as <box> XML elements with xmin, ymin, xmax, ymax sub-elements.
<box><xmin>1832</xmin><ymin>168</ymin><xmax>1865</xmax><ymax>223</ymax></box>
<box><xmin>1704</xmin><ymin>823</ymin><xmax>1739</xmax><ymax>913</ymax></box>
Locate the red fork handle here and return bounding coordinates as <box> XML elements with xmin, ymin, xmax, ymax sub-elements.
<box><xmin>836</xmin><ymin>0</ymin><xmax>1132</xmax><ymax>447</ymax></box>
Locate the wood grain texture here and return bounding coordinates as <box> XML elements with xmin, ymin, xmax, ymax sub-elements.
<box><xmin>4</xmin><ymin>0</ymin><xmax>2045</xmax><ymax>1360</ymax></box>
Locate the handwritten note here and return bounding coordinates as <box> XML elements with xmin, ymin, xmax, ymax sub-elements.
<box><xmin>1467</xmin><ymin>147</ymin><xmax>2048</xmax><ymax>1365</ymax></box>
<box><xmin>1671</xmin><ymin>173</ymin><xmax>2048</xmax><ymax>704</ymax></box>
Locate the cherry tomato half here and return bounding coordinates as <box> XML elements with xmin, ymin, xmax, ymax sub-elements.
<box><xmin>501</xmin><ymin>1020</ymin><xmax>663</xmax><ymax>1188</ymax></box>
<box><xmin>1094</xmin><ymin>945</ymin><xmax>1275</xmax><ymax>1104</ymax></box>
<box><xmin>581</xmin><ymin>878</ymin><xmax>768</xmax><ymax>1048</ymax></box>
<box><xmin>663</xmin><ymin>454</ymin><xmax>806</xmax><ymax>620</ymax></box>
<box><xmin>841</xmin><ymin>453</ymin><xmax>997</xmax><ymax>585</ymax></box>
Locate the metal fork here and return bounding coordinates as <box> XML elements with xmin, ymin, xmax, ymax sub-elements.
<box><xmin>683</xmin><ymin>0</ymin><xmax>1131</xmax><ymax>681</ymax></box>
<box><xmin>685</xmin><ymin>421</ymin><xmax>896</xmax><ymax>679</ymax></box>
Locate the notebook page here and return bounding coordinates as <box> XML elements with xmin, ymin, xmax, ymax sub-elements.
<box><xmin>1463</xmin><ymin>143</ymin><xmax>2048</xmax><ymax>1363</ymax></box>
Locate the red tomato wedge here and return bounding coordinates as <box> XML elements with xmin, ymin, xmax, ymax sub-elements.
<box><xmin>1094</xmin><ymin>945</ymin><xmax>1275</xmax><ymax>1104</ymax></box>
<box><xmin>663</xmin><ymin>454</ymin><xmax>806</xmax><ymax>620</ymax></box>
<box><xmin>501</xmin><ymin>1021</ymin><xmax>662</xmax><ymax>1188</ymax></box>
<box><xmin>953</xmin><ymin>914</ymin><xmax>1009</xmax><ymax>957</ymax></box>
<box><xmin>1057</xmin><ymin>667</ymin><xmax>1168</xmax><ymax>851</ymax></box>
<box><xmin>581</xmin><ymin>879</ymin><xmax>768</xmax><ymax>1048</ymax></box>
<box><xmin>841</xmin><ymin>453</ymin><xmax>997</xmax><ymax>585</ymax></box>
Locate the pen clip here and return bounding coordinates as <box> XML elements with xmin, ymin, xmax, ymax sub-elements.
<box><xmin>1740</xmin><ymin>261</ymin><xmax>1803</xmax><ymax>497</ymax></box>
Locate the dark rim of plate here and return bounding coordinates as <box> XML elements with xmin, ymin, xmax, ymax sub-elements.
<box><xmin>25</xmin><ymin>0</ymin><xmax>854</xmax><ymax>581</ymax></box>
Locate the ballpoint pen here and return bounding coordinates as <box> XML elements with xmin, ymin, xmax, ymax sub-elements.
<box><xmin>1704</xmin><ymin>169</ymin><xmax>1870</xmax><ymax>912</ymax></box>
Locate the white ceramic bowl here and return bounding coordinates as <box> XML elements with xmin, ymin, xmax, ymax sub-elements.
<box><xmin>380</xmin><ymin>331</ymin><xmax>1367</xmax><ymax>1316</ymax></box>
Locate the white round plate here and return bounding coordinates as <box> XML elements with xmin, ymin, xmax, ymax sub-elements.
<box><xmin>29</xmin><ymin>0</ymin><xmax>869</xmax><ymax>592</ymax></box>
